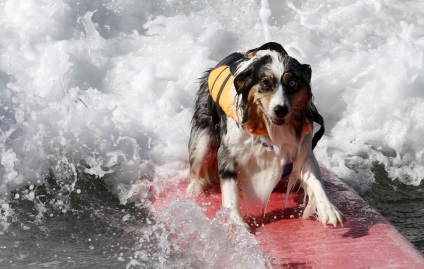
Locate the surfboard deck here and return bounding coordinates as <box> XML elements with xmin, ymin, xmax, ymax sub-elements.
<box><xmin>153</xmin><ymin>167</ymin><xmax>424</xmax><ymax>268</ymax></box>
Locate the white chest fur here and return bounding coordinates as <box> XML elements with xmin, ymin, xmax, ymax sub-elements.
<box><xmin>223</xmin><ymin>121</ymin><xmax>299</xmax><ymax>215</ymax></box>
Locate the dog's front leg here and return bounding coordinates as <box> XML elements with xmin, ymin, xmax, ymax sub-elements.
<box><xmin>217</xmin><ymin>146</ymin><xmax>248</xmax><ymax>229</ymax></box>
<box><xmin>221</xmin><ymin>177</ymin><xmax>249</xmax><ymax>228</ymax></box>
<box><xmin>300</xmin><ymin>153</ymin><xmax>345</xmax><ymax>227</ymax></box>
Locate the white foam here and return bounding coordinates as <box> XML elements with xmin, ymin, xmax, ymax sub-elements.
<box><xmin>0</xmin><ymin>0</ymin><xmax>423</xmax><ymax>265</ymax></box>
<box><xmin>260</xmin><ymin>0</ymin><xmax>272</xmax><ymax>42</ymax></box>
<box><xmin>131</xmin><ymin>200</ymin><xmax>271</xmax><ymax>268</ymax></box>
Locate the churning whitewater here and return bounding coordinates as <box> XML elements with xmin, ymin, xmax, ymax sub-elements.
<box><xmin>0</xmin><ymin>0</ymin><xmax>423</xmax><ymax>267</ymax></box>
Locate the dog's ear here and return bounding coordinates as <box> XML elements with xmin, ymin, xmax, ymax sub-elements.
<box><xmin>301</xmin><ymin>64</ymin><xmax>312</xmax><ymax>84</ymax></box>
<box><xmin>234</xmin><ymin>67</ymin><xmax>253</xmax><ymax>94</ymax></box>
<box><xmin>234</xmin><ymin>55</ymin><xmax>272</xmax><ymax>94</ymax></box>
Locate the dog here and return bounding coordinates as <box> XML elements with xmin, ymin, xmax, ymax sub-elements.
<box><xmin>187</xmin><ymin>42</ymin><xmax>344</xmax><ymax>228</ymax></box>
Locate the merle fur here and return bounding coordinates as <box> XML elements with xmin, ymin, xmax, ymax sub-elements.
<box><xmin>189</xmin><ymin>44</ymin><xmax>314</xmax><ymax>188</ymax></box>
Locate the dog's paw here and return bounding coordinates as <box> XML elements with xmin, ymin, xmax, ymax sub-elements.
<box><xmin>230</xmin><ymin>211</ymin><xmax>250</xmax><ymax>230</ymax></box>
<box><xmin>186</xmin><ymin>180</ymin><xmax>203</xmax><ymax>197</ymax></box>
<box><xmin>302</xmin><ymin>197</ymin><xmax>345</xmax><ymax>227</ymax></box>
<box><xmin>318</xmin><ymin>204</ymin><xmax>345</xmax><ymax>227</ymax></box>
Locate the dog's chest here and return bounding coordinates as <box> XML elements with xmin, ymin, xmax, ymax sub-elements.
<box><xmin>223</xmin><ymin>121</ymin><xmax>299</xmax><ymax>210</ymax></box>
<box><xmin>224</xmin><ymin>121</ymin><xmax>297</xmax><ymax>167</ymax></box>
<box><xmin>224</xmin><ymin>121</ymin><xmax>299</xmax><ymax>184</ymax></box>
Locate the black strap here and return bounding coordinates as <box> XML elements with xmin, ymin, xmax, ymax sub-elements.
<box><xmin>215</xmin><ymin>72</ymin><xmax>232</xmax><ymax>108</ymax></box>
<box><xmin>311</xmin><ymin>110</ymin><xmax>325</xmax><ymax>150</ymax></box>
<box><xmin>208</xmin><ymin>95</ymin><xmax>223</xmax><ymax>134</ymax></box>
<box><xmin>245</xmin><ymin>42</ymin><xmax>288</xmax><ymax>57</ymax></box>
<box><xmin>215</xmin><ymin>52</ymin><xmax>246</xmax><ymax>69</ymax></box>
<box><xmin>210</xmin><ymin>66</ymin><xmax>228</xmax><ymax>95</ymax></box>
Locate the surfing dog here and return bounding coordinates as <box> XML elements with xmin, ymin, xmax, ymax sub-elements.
<box><xmin>187</xmin><ymin>42</ymin><xmax>344</xmax><ymax>228</ymax></box>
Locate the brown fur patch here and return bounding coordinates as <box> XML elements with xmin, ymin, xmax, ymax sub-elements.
<box><xmin>188</xmin><ymin>134</ymin><xmax>219</xmax><ymax>192</ymax></box>
<box><xmin>244</xmin><ymin>85</ymin><xmax>271</xmax><ymax>133</ymax></box>
<box><xmin>239</xmin><ymin>71</ymin><xmax>276</xmax><ymax>133</ymax></box>
<box><xmin>286</xmin><ymin>87</ymin><xmax>312</xmax><ymax>138</ymax></box>
<box><xmin>281</xmin><ymin>72</ymin><xmax>313</xmax><ymax>137</ymax></box>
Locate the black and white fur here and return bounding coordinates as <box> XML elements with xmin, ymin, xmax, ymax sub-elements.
<box><xmin>187</xmin><ymin>42</ymin><xmax>344</xmax><ymax>228</ymax></box>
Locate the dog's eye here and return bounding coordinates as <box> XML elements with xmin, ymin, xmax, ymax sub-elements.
<box><xmin>260</xmin><ymin>80</ymin><xmax>272</xmax><ymax>90</ymax></box>
<box><xmin>288</xmin><ymin>80</ymin><xmax>297</xmax><ymax>88</ymax></box>
<box><xmin>285</xmin><ymin>79</ymin><xmax>298</xmax><ymax>93</ymax></box>
<box><xmin>283</xmin><ymin>72</ymin><xmax>299</xmax><ymax>93</ymax></box>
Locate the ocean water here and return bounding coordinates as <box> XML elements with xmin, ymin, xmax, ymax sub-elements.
<box><xmin>0</xmin><ymin>0</ymin><xmax>423</xmax><ymax>268</ymax></box>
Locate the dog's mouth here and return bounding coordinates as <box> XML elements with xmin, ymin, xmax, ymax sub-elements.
<box><xmin>271</xmin><ymin>117</ymin><xmax>285</xmax><ymax>125</ymax></box>
<box><xmin>258</xmin><ymin>102</ymin><xmax>287</xmax><ymax>126</ymax></box>
<box><xmin>264</xmin><ymin>113</ymin><xmax>286</xmax><ymax>126</ymax></box>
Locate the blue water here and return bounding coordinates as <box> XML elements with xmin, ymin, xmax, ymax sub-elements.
<box><xmin>2</xmin><ymin>176</ymin><xmax>146</xmax><ymax>268</ymax></box>
<box><xmin>363</xmin><ymin>164</ymin><xmax>424</xmax><ymax>252</ymax></box>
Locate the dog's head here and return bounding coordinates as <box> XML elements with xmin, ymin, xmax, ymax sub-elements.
<box><xmin>234</xmin><ymin>44</ymin><xmax>313</xmax><ymax>137</ymax></box>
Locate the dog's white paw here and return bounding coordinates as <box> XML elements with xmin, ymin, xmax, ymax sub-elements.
<box><xmin>317</xmin><ymin>203</ymin><xmax>345</xmax><ymax>227</ymax></box>
<box><xmin>186</xmin><ymin>179</ymin><xmax>203</xmax><ymax>196</ymax></box>
<box><xmin>230</xmin><ymin>210</ymin><xmax>250</xmax><ymax>230</ymax></box>
<box><xmin>302</xmin><ymin>193</ymin><xmax>345</xmax><ymax>227</ymax></box>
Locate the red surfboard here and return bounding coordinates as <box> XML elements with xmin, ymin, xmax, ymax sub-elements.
<box><xmin>153</xmin><ymin>166</ymin><xmax>424</xmax><ymax>268</ymax></box>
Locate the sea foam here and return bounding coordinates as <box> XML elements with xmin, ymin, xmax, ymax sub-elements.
<box><xmin>0</xmin><ymin>0</ymin><xmax>423</xmax><ymax>266</ymax></box>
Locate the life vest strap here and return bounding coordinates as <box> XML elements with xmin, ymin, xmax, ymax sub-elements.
<box><xmin>311</xmin><ymin>110</ymin><xmax>325</xmax><ymax>150</ymax></box>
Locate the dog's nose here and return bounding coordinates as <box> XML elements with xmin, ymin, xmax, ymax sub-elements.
<box><xmin>273</xmin><ymin>105</ymin><xmax>288</xmax><ymax>118</ymax></box>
